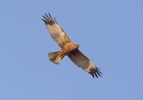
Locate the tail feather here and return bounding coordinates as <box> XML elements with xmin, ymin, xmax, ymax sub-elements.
<box><xmin>48</xmin><ymin>51</ymin><xmax>64</xmax><ymax>64</ymax></box>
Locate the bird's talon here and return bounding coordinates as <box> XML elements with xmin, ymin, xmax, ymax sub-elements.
<box><xmin>57</xmin><ymin>56</ymin><xmax>61</xmax><ymax>59</ymax></box>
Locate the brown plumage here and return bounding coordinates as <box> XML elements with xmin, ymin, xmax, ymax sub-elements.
<box><xmin>42</xmin><ymin>13</ymin><xmax>102</xmax><ymax>78</ymax></box>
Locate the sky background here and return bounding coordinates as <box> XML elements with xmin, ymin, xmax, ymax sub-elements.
<box><xmin>0</xmin><ymin>0</ymin><xmax>143</xmax><ymax>100</ymax></box>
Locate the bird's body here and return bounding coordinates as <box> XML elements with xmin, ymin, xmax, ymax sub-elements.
<box><xmin>42</xmin><ymin>13</ymin><xmax>102</xmax><ymax>78</ymax></box>
<box><xmin>58</xmin><ymin>42</ymin><xmax>79</xmax><ymax>57</ymax></box>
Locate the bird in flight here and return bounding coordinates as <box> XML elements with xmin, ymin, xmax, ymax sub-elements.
<box><xmin>42</xmin><ymin>13</ymin><xmax>102</xmax><ymax>78</ymax></box>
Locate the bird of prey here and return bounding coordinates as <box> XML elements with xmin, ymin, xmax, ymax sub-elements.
<box><xmin>42</xmin><ymin>13</ymin><xmax>102</xmax><ymax>78</ymax></box>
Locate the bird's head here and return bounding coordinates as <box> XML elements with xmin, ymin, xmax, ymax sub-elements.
<box><xmin>75</xmin><ymin>44</ymin><xmax>79</xmax><ymax>48</ymax></box>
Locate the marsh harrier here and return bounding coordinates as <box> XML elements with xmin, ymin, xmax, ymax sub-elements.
<box><xmin>42</xmin><ymin>13</ymin><xmax>102</xmax><ymax>78</ymax></box>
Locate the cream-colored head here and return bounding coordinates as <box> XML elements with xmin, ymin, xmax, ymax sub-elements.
<box><xmin>75</xmin><ymin>44</ymin><xmax>79</xmax><ymax>48</ymax></box>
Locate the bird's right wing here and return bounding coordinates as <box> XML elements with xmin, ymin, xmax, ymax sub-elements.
<box><xmin>42</xmin><ymin>13</ymin><xmax>72</xmax><ymax>48</ymax></box>
<box><xmin>68</xmin><ymin>49</ymin><xmax>102</xmax><ymax>78</ymax></box>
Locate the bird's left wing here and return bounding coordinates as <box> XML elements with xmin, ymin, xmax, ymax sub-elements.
<box><xmin>42</xmin><ymin>13</ymin><xmax>71</xmax><ymax>48</ymax></box>
<box><xmin>68</xmin><ymin>49</ymin><xmax>102</xmax><ymax>78</ymax></box>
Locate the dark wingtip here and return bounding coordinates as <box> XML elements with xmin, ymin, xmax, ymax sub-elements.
<box><xmin>42</xmin><ymin>13</ymin><xmax>57</xmax><ymax>25</ymax></box>
<box><xmin>90</xmin><ymin>73</ymin><xmax>95</xmax><ymax>78</ymax></box>
<box><xmin>45</xmin><ymin>13</ymin><xmax>48</xmax><ymax>16</ymax></box>
<box><xmin>89</xmin><ymin>67</ymin><xmax>102</xmax><ymax>78</ymax></box>
<box><xmin>96</xmin><ymin>68</ymin><xmax>102</xmax><ymax>78</ymax></box>
<box><xmin>41</xmin><ymin>19</ymin><xmax>45</xmax><ymax>21</ymax></box>
<box><xmin>41</xmin><ymin>19</ymin><xmax>47</xmax><ymax>24</ymax></box>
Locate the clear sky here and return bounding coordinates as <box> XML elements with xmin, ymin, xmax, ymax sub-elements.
<box><xmin>0</xmin><ymin>0</ymin><xmax>143</xmax><ymax>100</ymax></box>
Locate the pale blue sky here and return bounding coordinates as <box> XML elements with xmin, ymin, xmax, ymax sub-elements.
<box><xmin>0</xmin><ymin>0</ymin><xmax>143</xmax><ymax>100</ymax></box>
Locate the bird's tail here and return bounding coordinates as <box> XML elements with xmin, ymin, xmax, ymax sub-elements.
<box><xmin>48</xmin><ymin>51</ymin><xmax>64</xmax><ymax>64</ymax></box>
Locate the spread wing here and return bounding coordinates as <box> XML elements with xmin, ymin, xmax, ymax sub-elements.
<box><xmin>68</xmin><ymin>49</ymin><xmax>102</xmax><ymax>78</ymax></box>
<box><xmin>42</xmin><ymin>13</ymin><xmax>71</xmax><ymax>48</ymax></box>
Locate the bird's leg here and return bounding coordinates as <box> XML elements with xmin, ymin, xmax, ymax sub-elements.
<box><xmin>57</xmin><ymin>52</ymin><xmax>63</xmax><ymax>59</ymax></box>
